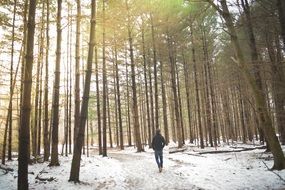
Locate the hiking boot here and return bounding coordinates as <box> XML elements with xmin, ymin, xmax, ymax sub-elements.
<box><xmin>159</xmin><ymin>167</ymin><xmax>162</xmax><ymax>172</ymax></box>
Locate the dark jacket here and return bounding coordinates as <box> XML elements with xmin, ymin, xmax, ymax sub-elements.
<box><xmin>152</xmin><ymin>134</ymin><xmax>166</xmax><ymax>151</ymax></box>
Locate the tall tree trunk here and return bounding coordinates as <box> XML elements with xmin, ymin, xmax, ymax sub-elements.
<box><xmin>74</xmin><ymin>0</ymin><xmax>81</xmax><ymax>147</ymax></box>
<box><xmin>81</xmin><ymin>36</ymin><xmax>86</xmax><ymax>156</ymax></box>
<box><xmin>176</xmin><ymin>62</ymin><xmax>185</xmax><ymax>144</ymax></box>
<box><xmin>147</xmin><ymin>49</ymin><xmax>155</xmax><ymax>140</ymax></box>
<box><xmin>243</xmin><ymin>0</ymin><xmax>281</xmax><ymax>148</ymax></box>
<box><xmin>107</xmin><ymin>83</ymin><xmax>113</xmax><ymax>148</ymax></box>
<box><xmin>241</xmin><ymin>0</ymin><xmax>268</xmax><ymax>143</ymax></box>
<box><xmin>19</xmin><ymin>0</ymin><xmax>28</xmax><ymax>153</ymax></box>
<box><xmin>126</xmin><ymin>0</ymin><xmax>143</xmax><ymax>152</ymax></box>
<box><xmin>69</xmin><ymin>4</ymin><xmax>73</xmax><ymax>154</ymax></box>
<box><xmin>150</xmin><ymin>14</ymin><xmax>159</xmax><ymax>131</ymax></box>
<box><xmin>191</xmin><ymin>27</ymin><xmax>204</xmax><ymax>149</ymax></box>
<box><xmin>266</xmin><ymin>31</ymin><xmax>285</xmax><ymax>145</ymax></box>
<box><xmin>167</xmin><ymin>34</ymin><xmax>183</xmax><ymax>148</ymax></box>
<box><xmin>244</xmin><ymin>99</ymin><xmax>253</xmax><ymax>142</ymax></box>
<box><xmin>202</xmin><ymin>28</ymin><xmax>218</xmax><ymax>147</ymax></box>
<box><xmin>50</xmin><ymin>0</ymin><xmax>62</xmax><ymax>166</ymax></box>
<box><xmin>208</xmin><ymin>62</ymin><xmax>218</xmax><ymax>146</ymax></box>
<box><xmin>43</xmin><ymin>0</ymin><xmax>50</xmax><ymax>161</ymax></box>
<box><xmin>2</xmin><ymin>0</ymin><xmax>17</xmax><ymax>164</ymax></box>
<box><xmin>8</xmin><ymin>0</ymin><xmax>17</xmax><ymax>161</ymax></box>
<box><xmin>114</xmin><ymin>45</ymin><xmax>124</xmax><ymax>150</ymax></box>
<box><xmin>238</xmin><ymin>85</ymin><xmax>247</xmax><ymax>143</ymax></box>
<box><xmin>182</xmin><ymin>51</ymin><xmax>193</xmax><ymax>143</ymax></box>
<box><xmin>69</xmin><ymin>0</ymin><xmax>96</xmax><ymax>181</ymax></box>
<box><xmin>33</xmin><ymin>6</ymin><xmax>45</xmax><ymax>156</ymax></box>
<box><xmin>113</xmin><ymin>69</ymin><xmax>119</xmax><ymax>147</ymax></box>
<box><xmin>90</xmin><ymin>122</ymin><xmax>94</xmax><ymax>146</ymax></box>
<box><xmin>38</xmin><ymin>55</ymin><xmax>43</xmax><ymax>156</ymax></box>
<box><xmin>37</xmin><ymin>3</ymin><xmax>45</xmax><ymax>155</ymax></box>
<box><xmin>18</xmin><ymin>0</ymin><xmax>37</xmax><ymax>188</ymax></box>
<box><xmin>208</xmin><ymin>0</ymin><xmax>285</xmax><ymax>170</ymax></box>
<box><xmin>64</xmin><ymin>3</ymin><xmax>70</xmax><ymax>157</ymax></box>
<box><xmin>232</xmin><ymin>88</ymin><xmax>240</xmax><ymax>141</ymax></box>
<box><xmin>33</xmin><ymin>36</ymin><xmax>40</xmax><ymax>157</ymax></box>
<box><xmin>141</xmin><ymin>24</ymin><xmax>152</xmax><ymax>148</ymax></box>
<box><xmin>3</xmin><ymin>55</ymin><xmax>21</xmax><ymax>163</ymax></box>
<box><xmin>126</xmin><ymin>54</ymin><xmax>132</xmax><ymax>146</ymax></box>
<box><xmin>159</xmin><ymin>56</ymin><xmax>169</xmax><ymax>145</ymax></box>
<box><xmin>95</xmin><ymin>47</ymin><xmax>102</xmax><ymax>154</ymax></box>
<box><xmin>169</xmin><ymin>91</ymin><xmax>177</xmax><ymax>142</ymax></box>
<box><xmin>202</xmin><ymin>45</ymin><xmax>213</xmax><ymax>147</ymax></box>
<box><xmin>218</xmin><ymin>92</ymin><xmax>227</xmax><ymax>143</ymax></box>
<box><xmin>140</xmin><ymin>87</ymin><xmax>147</xmax><ymax>146</ymax></box>
<box><xmin>86</xmin><ymin>114</ymin><xmax>89</xmax><ymax>157</ymax></box>
<box><xmin>138</xmin><ymin>74</ymin><xmax>146</xmax><ymax>147</ymax></box>
<box><xmin>102</xmin><ymin>0</ymin><xmax>108</xmax><ymax>157</ymax></box>
<box><xmin>65</xmin><ymin>62</ymin><xmax>69</xmax><ymax>157</ymax></box>
<box><xmin>222</xmin><ymin>88</ymin><xmax>232</xmax><ymax>143</ymax></box>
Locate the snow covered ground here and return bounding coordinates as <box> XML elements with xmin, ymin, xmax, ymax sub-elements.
<box><xmin>1</xmin><ymin>143</ymin><xmax>285</xmax><ymax>190</ymax></box>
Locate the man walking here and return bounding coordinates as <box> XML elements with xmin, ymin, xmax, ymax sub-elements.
<box><xmin>152</xmin><ymin>128</ymin><xmax>166</xmax><ymax>172</ymax></box>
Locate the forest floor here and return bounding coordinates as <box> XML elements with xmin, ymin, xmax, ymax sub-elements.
<box><xmin>1</xmin><ymin>143</ymin><xmax>285</xmax><ymax>189</ymax></box>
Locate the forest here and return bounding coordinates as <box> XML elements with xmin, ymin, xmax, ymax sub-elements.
<box><xmin>1</xmin><ymin>0</ymin><xmax>285</xmax><ymax>189</ymax></box>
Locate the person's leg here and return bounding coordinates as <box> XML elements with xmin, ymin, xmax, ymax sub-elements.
<box><xmin>159</xmin><ymin>150</ymin><xmax>163</xmax><ymax>168</ymax></box>
<box><xmin>154</xmin><ymin>150</ymin><xmax>160</xmax><ymax>168</ymax></box>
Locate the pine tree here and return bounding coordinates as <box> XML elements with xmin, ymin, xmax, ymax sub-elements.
<box><xmin>69</xmin><ymin>0</ymin><xmax>96</xmax><ymax>182</ymax></box>
<box><xmin>18</xmin><ymin>0</ymin><xmax>37</xmax><ymax>188</ymax></box>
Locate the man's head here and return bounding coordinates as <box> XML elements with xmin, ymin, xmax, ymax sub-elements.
<box><xmin>156</xmin><ymin>128</ymin><xmax>161</xmax><ymax>135</ymax></box>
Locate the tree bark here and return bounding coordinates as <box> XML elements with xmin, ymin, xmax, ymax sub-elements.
<box><xmin>95</xmin><ymin>47</ymin><xmax>102</xmax><ymax>155</ymax></box>
<box><xmin>182</xmin><ymin>50</ymin><xmax>193</xmax><ymax>143</ymax></box>
<box><xmin>37</xmin><ymin>3</ymin><xmax>45</xmax><ymax>155</ymax></box>
<box><xmin>169</xmin><ymin>90</ymin><xmax>177</xmax><ymax>142</ymax></box>
<box><xmin>2</xmin><ymin>0</ymin><xmax>17</xmax><ymax>164</ymax></box>
<box><xmin>8</xmin><ymin>0</ymin><xmax>17</xmax><ymax>161</ymax></box>
<box><xmin>50</xmin><ymin>0</ymin><xmax>62</xmax><ymax>166</ymax></box>
<box><xmin>86</xmin><ymin>114</ymin><xmax>89</xmax><ymax>157</ymax></box>
<box><xmin>74</xmin><ymin>0</ymin><xmax>81</xmax><ymax>147</ymax></box>
<box><xmin>150</xmin><ymin>14</ymin><xmax>159</xmax><ymax>131</ymax></box>
<box><xmin>33</xmin><ymin>36</ymin><xmax>40</xmax><ymax>157</ymax></box>
<box><xmin>125</xmin><ymin>53</ymin><xmax>132</xmax><ymax>146</ymax></box>
<box><xmin>68</xmin><ymin>4</ymin><xmax>73</xmax><ymax>154</ymax></box>
<box><xmin>141</xmin><ymin>24</ymin><xmax>152</xmax><ymax>148</ymax></box>
<box><xmin>43</xmin><ymin>0</ymin><xmax>50</xmax><ymax>161</ymax></box>
<box><xmin>33</xmin><ymin>6</ymin><xmax>45</xmax><ymax>156</ymax></box>
<box><xmin>64</xmin><ymin>3</ymin><xmax>71</xmax><ymax>157</ymax></box>
<box><xmin>114</xmin><ymin>45</ymin><xmax>124</xmax><ymax>150</ymax></box>
<box><xmin>113</xmin><ymin>67</ymin><xmax>119</xmax><ymax>146</ymax></box>
<box><xmin>202</xmin><ymin>28</ymin><xmax>218</xmax><ymax>147</ymax></box>
<box><xmin>176</xmin><ymin>62</ymin><xmax>185</xmax><ymax>144</ymax></box>
<box><xmin>201</xmin><ymin>42</ymin><xmax>213</xmax><ymax>147</ymax></box>
<box><xmin>148</xmin><ymin>49</ymin><xmax>155</xmax><ymax>140</ymax></box>
<box><xmin>18</xmin><ymin>0</ymin><xmax>37</xmax><ymax>188</ymax></box>
<box><xmin>167</xmin><ymin>34</ymin><xmax>183</xmax><ymax>148</ymax></box>
<box><xmin>102</xmin><ymin>0</ymin><xmax>107</xmax><ymax>157</ymax></box>
<box><xmin>159</xmin><ymin>56</ymin><xmax>169</xmax><ymax>145</ymax></box>
<box><xmin>69</xmin><ymin>0</ymin><xmax>96</xmax><ymax>182</ymax></box>
<box><xmin>191</xmin><ymin>27</ymin><xmax>204</xmax><ymax>149</ymax></box>
<box><xmin>107</xmin><ymin>82</ymin><xmax>113</xmax><ymax>148</ymax></box>
<box><xmin>126</xmin><ymin>0</ymin><xmax>143</xmax><ymax>152</ymax></box>
<box><xmin>238</xmin><ymin>84</ymin><xmax>247</xmax><ymax>143</ymax></box>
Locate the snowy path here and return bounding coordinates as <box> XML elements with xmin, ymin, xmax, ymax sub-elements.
<box><xmin>1</xmin><ymin>145</ymin><xmax>285</xmax><ymax>190</ymax></box>
<box><xmin>108</xmin><ymin>150</ymin><xmax>201</xmax><ymax>190</ymax></box>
